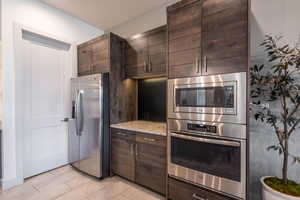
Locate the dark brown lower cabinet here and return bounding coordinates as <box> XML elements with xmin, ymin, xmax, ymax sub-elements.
<box><xmin>111</xmin><ymin>128</ymin><xmax>167</xmax><ymax>195</ymax></box>
<box><xmin>135</xmin><ymin>134</ymin><xmax>167</xmax><ymax>194</ymax></box>
<box><xmin>111</xmin><ymin>129</ymin><xmax>135</xmax><ymax>181</ymax></box>
<box><xmin>168</xmin><ymin>177</ymin><xmax>236</xmax><ymax>200</ymax></box>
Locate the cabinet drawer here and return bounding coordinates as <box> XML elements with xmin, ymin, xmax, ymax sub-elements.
<box><xmin>111</xmin><ymin>128</ymin><xmax>135</xmax><ymax>141</ymax></box>
<box><xmin>135</xmin><ymin>134</ymin><xmax>166</xmax><ymax>147</ymax></box>
<box><xmin>168</xmin><ymin>178</ymin><xmax>235</xmax><ymax>200</ymax></box>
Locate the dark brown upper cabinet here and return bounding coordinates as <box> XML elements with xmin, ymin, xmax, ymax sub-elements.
<box><xmin>78</xmin><ymin>44</ymin><xmax>93</xmax><ymax>76</ymax></box>
<box><xmin>202</xmin><ymin>0</ymin><xmax>248</xmax><ymax>75</ymax></box>
<box><xmin>167</xmin><ymin>0</ymin><xmax>249</xmax><ymax>79</ymax></box>
<box><xmin>167</xmin><ymin>0</ymin><xmax>202</xmax><ymax>79</ymax></box>
<box><xmin>78</xmin><ymin>34</ymin><xmax>110</xmax><ymax>76</ymax></box>
<box><xmin>125</xmin><ymin>26</ymin><xmax>167</xmax><ymax>79</ymax></box>
<box><xmin>91</xmin><ymin>35</ymin><xmax>110</xmax><ymax>74</ymax></box>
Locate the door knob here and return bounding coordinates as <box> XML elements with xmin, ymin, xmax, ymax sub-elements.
<box><xmin>61</xmin><ymin>118</ymin><xmax>70</xmax><ymax>122</ymax></box>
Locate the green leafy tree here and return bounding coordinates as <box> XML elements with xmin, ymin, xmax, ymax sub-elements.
<box><xmin>251</xmin><ymin>35</ymin><xmax>300</xmax><ymax>184</ymax></box>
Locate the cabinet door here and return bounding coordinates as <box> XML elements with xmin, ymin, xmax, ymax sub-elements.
<box><xmin>91</xmin><ymin>36</ymin><xmax>110</xmax><ymax>73</ymax></box>
<box><xmin>168</xmin><ymin>178</ymin><xmax>235</xmax><ymax>200</ymax></box>
<box><xmin>111</xmin><ymin>129</ymin><xmax>135</xmax><ymax>181</ymax></box>
<box><xmin>202</xmin><ymin>0</ymin><xmax>248</xmax><ymax>75</ymax></box>
<box><xmin>125</xmin><ymin>37</ymin><xmax>148</xmax><ymax>78</ymax></box>
<box><xmin>78</xmin><ymin>45</ymin><xmax>92</xmax><ymax>76</ymax></box>
<box><xmin>168</xmin><ymin>0</ymin><xmax>202</xmax><ymax>79</ymax></box>
<box><xmin>147</xmin><ymin>26</ymin><xmax>167</xmax><ymax>77</ymax></box>
<box><xmin>135</xmin><ymin>134</ymin><xmax>167</xmax><ymax>194</ymax></box>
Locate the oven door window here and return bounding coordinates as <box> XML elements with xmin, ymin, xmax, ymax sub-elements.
<box><xmin>175</xmin><ymin>86</ymin><xmax>234</xmax><ymax>108</ymax></box>
<box><xmin>171</xmin><ymin>136</ymin><xmax>241</xmax><ymax>182</ymax></box>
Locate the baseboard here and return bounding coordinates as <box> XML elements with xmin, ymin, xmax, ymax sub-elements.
<box><xmin>1</xmin><ymin>177</ymin><xmax>23</xmax><ymax>190</ymax></box>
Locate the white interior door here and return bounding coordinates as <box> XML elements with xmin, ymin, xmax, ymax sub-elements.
<box><xmin>22</xmin><ymin>31</ymin><xmax>73</xmax><ymax>178</ymax></box>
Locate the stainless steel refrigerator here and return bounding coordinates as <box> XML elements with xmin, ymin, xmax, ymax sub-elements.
<box><xmin>68</xmin><ymin>73</ymin><xmax>110</xmax><ymax>178</ymax></box>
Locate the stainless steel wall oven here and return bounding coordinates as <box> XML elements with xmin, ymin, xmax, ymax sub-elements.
<box><xmin>168</xmin><ymin>119</ymin><xmax>247</xmax><ymax>199</ymax></box>
<box><xmin>167</xmin><ymin>72</ymin><xmax>248</xmax><ymax>199</ymax></box>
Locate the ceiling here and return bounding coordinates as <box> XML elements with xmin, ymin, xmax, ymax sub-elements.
<box><xmin>41</xmin><ymin>0</ymin><xmax>174</xmax><ymax>30</ymax></box>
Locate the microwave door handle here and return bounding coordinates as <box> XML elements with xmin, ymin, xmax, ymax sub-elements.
<box><xmin>170</xmin><ymin>133</ymin><xmax>240</xmax><ymax>147</ymax></box>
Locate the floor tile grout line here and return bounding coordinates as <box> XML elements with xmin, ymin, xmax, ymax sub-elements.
<box><xmin>1</xmin><ymin>166</ymin><xmax>164</xmax><ymax>200</ymax></box>
<box><xmin>50</xmin><ymin>183</ymin><xmax>72</xmax><ymax>200</ymax></box>
<box><xmin>32</xmin><ymin>184</ymin><xmax>41</xmax><ymax>193</ymax></box>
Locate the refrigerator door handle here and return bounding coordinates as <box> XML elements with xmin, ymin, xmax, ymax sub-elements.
<box><xmin>75</xmin><ymin>90</ymin><xmax>82</xmax><ymax>135</ymax></box>
<box><xmin>78</xmin><ymin>90</ymin><xmax>84</xmax><ymax>135</ymax></box>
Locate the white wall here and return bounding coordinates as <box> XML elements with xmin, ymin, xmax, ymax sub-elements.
<box><xmin>0</xmin><ymin>42</ymin><xmax>2</xmax><ymax>180</ymax></box>
<box><xmin>0</xmin><ymin>42</ymin><xmax>2</xmax><ymax>121</ymax></box>
<box><xmin>108</xmin><ymin>0</ymin><xmax>179</xmax><ymax>38</ymax></box>
<box><xmin>250</xmin><ymin>0</ymin><xmax>300</xmax><ymax>199</ymax></box>
<box><xmin>251</xmin><ymin>0</ymin><xmax>300</xmax><ymax>60</ymax></box>
<box><xmin>1</xmin><ymin>0</ymin><xmax>103</xmax><ymax>189</ymax></box>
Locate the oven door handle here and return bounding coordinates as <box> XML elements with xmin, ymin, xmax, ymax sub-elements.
<box><xmin>170</xmin><ymin>133</ymin><xmax>241</xmax><ymax>147</ymax></box>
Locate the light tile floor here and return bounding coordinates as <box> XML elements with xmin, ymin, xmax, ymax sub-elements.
<box><xmin>0</xmin><ymin>165</ymin><xmax>165</xmax><ymax>200</ymax></box>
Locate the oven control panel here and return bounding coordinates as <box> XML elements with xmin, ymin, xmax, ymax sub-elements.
<box><xmin>187</xmin><ymin>123</ymin><xmax>217</xmax><ymax>134</ymax></box>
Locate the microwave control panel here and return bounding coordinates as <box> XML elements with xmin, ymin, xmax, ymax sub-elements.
<box><xmin>187</xmin><ymin>123</ymin><xmax>217</xmax><ymax>134</ymax></box>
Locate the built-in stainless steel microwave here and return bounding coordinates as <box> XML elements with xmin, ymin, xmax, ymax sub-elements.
<box><xmin>168</xmin><ymin>72</ymin><xmax>247</xmax><ymax>124</ymax></box>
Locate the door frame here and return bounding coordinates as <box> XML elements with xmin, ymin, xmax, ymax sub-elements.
<box><xmin>13</xmin><ymin>23</ymin><xmax>77</xmax><ymax>184</ymax></box>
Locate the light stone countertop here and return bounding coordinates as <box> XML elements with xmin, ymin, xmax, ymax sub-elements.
<box><xmin>110</xmin><ymin>120</ymin><xmax>167</xmax><ymax>136</ymax></box>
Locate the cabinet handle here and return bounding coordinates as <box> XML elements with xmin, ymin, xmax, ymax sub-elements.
<box><xmin>116</xmin><ymin>132</ymin><xmax>126</xmax><ymax>137</ymax></box>
<box><xmin>144</xmin><ymin>61</ymin><xmax>147</xmax><ymax>73</ymax></box>
<box><xmin>192</xmin><ymin>193</ymin><xmax>207</xmax><ymax>200</ymax></box>
<box><xmin>130</xmin><ymin>143</ymin><xmax>134</xmax><ymax>155</ymax></box>
<box><xmin>195</xmin><ymin>58</ymin><xmax>200</xmax><ymax>73</ymax></box>
<box><xmin>143</xmin><ymin>138</ymin><xmax>156</xmax><ymax>142</ymax></box>
<box><xmin>148</xmin><ymin>56</ymin><xmax>152</xmax><ymax>72</ymax></box>
<box><xmin>204</xmin><ymin>56</ymin><xmax>208</xmax><ymax>73</ymax></box>
<box><xmin>135</xmin><ymin>144</ymin><xmax>138</xmax><ymax>156</ymax></box>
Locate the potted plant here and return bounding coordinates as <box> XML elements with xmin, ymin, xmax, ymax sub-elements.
<box><xmin>251</xmin><ymin>35</ymin><xmax>300</xmax><ymax>200</ymax></box>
